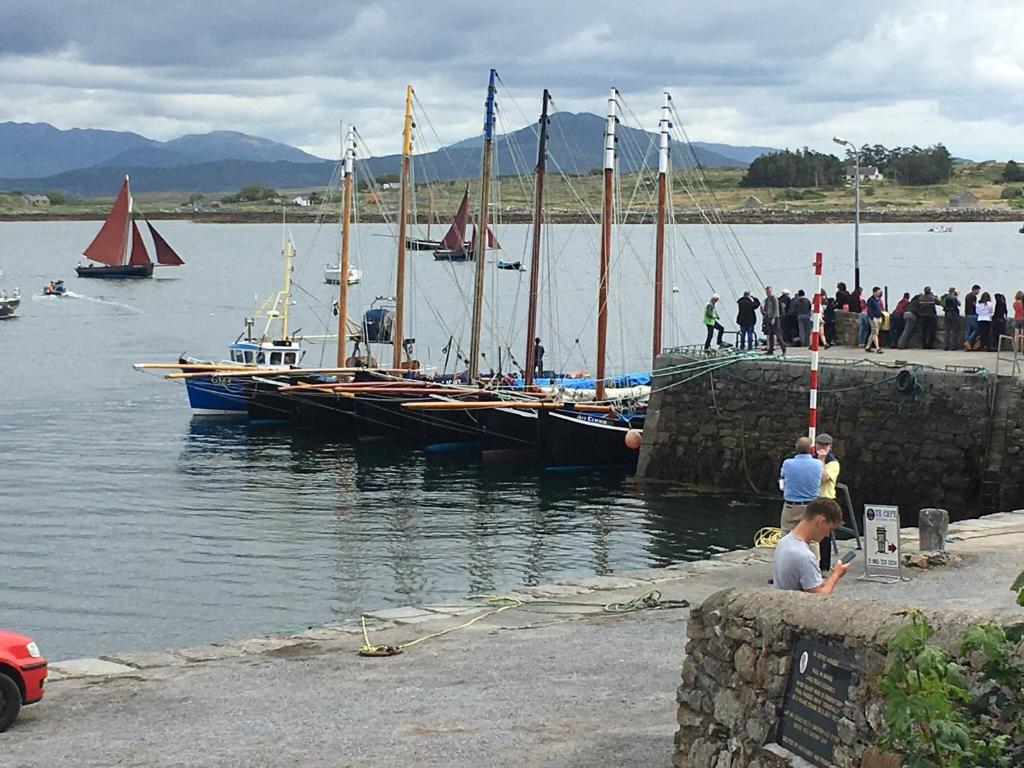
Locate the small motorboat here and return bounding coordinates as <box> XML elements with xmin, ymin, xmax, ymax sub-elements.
<box><xmin>0</xmin><ymin>287</ymin><xmax>20</xmax><ymax>318</ymax></box>
<box><xmin>496</xmin><ymin>260</ymin><xmax>524</xmax><ymax>271</ymax></box>
<box><xmin>324</xmin><ymin>264</ymin><xmax>362</xmax><ymax>285</ymax></box>
<box><xmin>1018</xmin><ymin>224</ymin><xmax>1024</xmax><ymax>234</ymax></box>
<box><xmin>42</xmin><ymin>280</ymin><xmax>67</xmax><ymax>296</ymax></box>
<box><xmin>928</xmin><ymin>225</ymin><xmax>953</xmax><ymax>233</ymax></box>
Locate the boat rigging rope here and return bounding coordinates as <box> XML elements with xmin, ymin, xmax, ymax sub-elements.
<box><xmin>357</xmin><ymin>589</ymin><xmax>690</xmax><ymax>658</ymax></box>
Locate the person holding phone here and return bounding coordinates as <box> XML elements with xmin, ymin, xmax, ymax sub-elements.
<box><xmin>773</xmin><ymin>497</ymin><xmax>851</xmax><ymax>594</ymax></box>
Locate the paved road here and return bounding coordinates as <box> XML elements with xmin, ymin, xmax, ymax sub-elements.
<box><xmin>5</xmin><ymin>515</ymin><xmax>1023</xmax><ymax>768</ymax></box>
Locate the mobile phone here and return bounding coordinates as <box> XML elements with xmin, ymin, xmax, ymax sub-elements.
<box><xmin>840</xmin><ymin>550</ymin><xmax>858</xmax><ymax>564</ymax></box>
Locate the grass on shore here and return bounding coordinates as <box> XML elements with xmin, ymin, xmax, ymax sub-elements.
<box><xmin>4</xmin><ymin>162</ymin><xmax>1024</xmax><ymax>218</ymax></box>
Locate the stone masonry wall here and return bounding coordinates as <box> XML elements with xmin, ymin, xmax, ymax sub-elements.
<box><xmin>675</xmin><ymin>588</ymin><xmax>1017</xmax><ymax>768</ymax></box>
<box><xmin>637</xmin><ymin>355</ymin><xmax>1024</xmax><ymax>520</ymax></box>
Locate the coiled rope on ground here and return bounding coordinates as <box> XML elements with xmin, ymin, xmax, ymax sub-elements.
<box><xmin>357</xmin><ymin>589</ymin><xmax>690</xmax><ymax>658</ymax></box>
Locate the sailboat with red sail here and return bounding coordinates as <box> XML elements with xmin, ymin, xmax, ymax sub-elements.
<box><xmin>432</xmin><ymin>186</ymin><xmax>500</xmax><ymax>262</ymax></box>
<box><xmin>76</xmin><ymin>176</ymin><xmax>185</xmax><ymax>279</ymax></box>
<box><xmin>432</xmin><ymin>187</ymin><xmax>472</xmax><ymax>261</ymax></box>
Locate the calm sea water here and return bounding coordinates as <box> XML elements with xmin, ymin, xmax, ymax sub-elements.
<box><xmin>0</xmin><ymin>219</ymin><xmax>1016</xmax><ymax>659</ymax></box>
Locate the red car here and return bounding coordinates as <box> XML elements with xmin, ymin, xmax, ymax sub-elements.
<box><xmin>0</xmin><ymin>630</ymin><xmax>47</xmax><ymax>731</ymax></box>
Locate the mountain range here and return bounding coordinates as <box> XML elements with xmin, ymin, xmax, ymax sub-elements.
<box><xmin>0</xmin><ymin>118</ymin><xmax>779</xmax><ymax>196</ymax></box>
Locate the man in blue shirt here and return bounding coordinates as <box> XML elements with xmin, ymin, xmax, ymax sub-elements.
<box><xmin>779</xmin><ymin>436</ymin><xmax>826</xmax><ymax>558</ymax></box>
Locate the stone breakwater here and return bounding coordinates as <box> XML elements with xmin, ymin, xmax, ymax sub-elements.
<box><xmin>638</xmin><ymin>353</ymin><xmax>1024</xmax><ymax>521</ymax></box>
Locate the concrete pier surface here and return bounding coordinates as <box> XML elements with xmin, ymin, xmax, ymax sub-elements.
<box><xmin>7</xmin><ymin>512</ymin><xmax>1024</xmax><ymax>768</ymax></box>
<box><xmin>740</xmin><ymin>344</ymin><xmax>1020</xmax><ymax>375</ymax></box>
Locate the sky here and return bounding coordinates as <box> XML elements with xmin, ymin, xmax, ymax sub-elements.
<box><xmin>2</xmin><ymin>0</ymin><xmax>1023</xmax><ymax>161</ymax></box>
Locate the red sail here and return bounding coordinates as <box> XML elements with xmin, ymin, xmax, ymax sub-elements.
<box><xmin>147</xmin><ymin>221</ymin><xmax>185</xmax><ymax>266</ymax></box>
<box><xmin>440</xmin><ymin>188</ymin><xmax>470</xmax><ymax>253</ymax></box>
<box><xmin>83</xmin><ymin>179</ymin><xmax>131</xmax><ymax>266</ymax></box>
<box><xmin>486</xmin><ymin>226</ymin><xmax>501</xmax><ymax>250</ymax></box>
<box><xmin>128</xmin><ymin>221</ymin><xmax>152</xmax><ymax>266</ymax></box>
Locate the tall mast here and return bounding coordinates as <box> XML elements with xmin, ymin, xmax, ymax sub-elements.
<box><xmin>335</xmin><ymin>127</ymin><xmax>356</xmax><ymax>366</ymax></box>
<box><xmin>123</xmin><ymin>175</ymin><xmax>132</xmax><ymax>266</ymax></box>
<box><xmin>281</xmin><ymin>227</ymin><xmax>294</xmax><ymax>340</ymax></box>
<box><xmin>393</xmin><ymin>85</ymin><xmax>414</xmax><ymax>369</ymax></box>
<box><xmin>524</xmin><ymin>89</ymin><xmax>550</xmax><ymax>387</ymax></box>
<box><xmin>469</xmin><ymin>68</ymin><xmax>497</xmax><ymax>380</ymax></box>
<box><xmin>652</xmin><ymin>91</ymin><xmax>671</xmax><ymax>365</ymax></box>
<box><xmin>596</xmin><ymin>89</ymin><xmax>618</xmax><ymax>401</ymax></box>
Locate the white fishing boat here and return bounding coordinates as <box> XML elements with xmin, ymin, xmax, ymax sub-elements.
<box><xmin>928</xmin><ymin>225</ymin><xmax>953</xmax><ymax>233</ymax></box>
<box><xmin>324</xmin><ymin>264</ymin><xmax>362</xmax><ymax>285</ymax></box>
<box><xmin>0</xmin><ymin>287</ymin><xmax>20</xmax><ymax>319</ymax></box>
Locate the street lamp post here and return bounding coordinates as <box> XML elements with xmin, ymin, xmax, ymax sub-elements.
<box><xmin>833</xmin><ymin>136</ymin><xmax>860</xmax><ymax>291</ymax></box>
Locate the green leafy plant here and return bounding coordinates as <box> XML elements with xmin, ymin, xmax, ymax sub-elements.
<box><xmin>880</xmin><ymin>594</ymin><xmax>1024</xmax><ymax>767</ymax></box>
<box><xmin>879</xmin><ymin>609</ymin><xmax>990</xmax><ymax>767</ymax></box>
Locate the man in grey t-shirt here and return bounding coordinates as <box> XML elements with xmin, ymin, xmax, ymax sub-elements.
<box><xmin>772</xmin><ymin>497</ymin><xmax>850</xmax><ymax>594</ymax></box>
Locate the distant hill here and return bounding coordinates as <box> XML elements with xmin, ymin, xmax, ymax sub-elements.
<box><xmin>0</xmin><ymin>123</ymin><xmax>324</xmax><ymax>179</ymax></box>
<box><xmin>100</xmin><ymin>130</ymin><xmax>324</xmax><ymax>168</ymax></box>
<box><xmin>0</xmin><ymin>114</ymin><xmax>780</xmax><ymax>196</ymax></box>
<box><xmin>688</xmin><ymin>142</ymin><xmax>782</xmax><ymax>165</ymax></box>
<box><xmin>445</xmin><ymin>112</ymin><xmax>757</xmax><ymax>172</ymax></box>
<box><xmin>0</xmin><ymin>122</ymin><xmax>157</xmax><ymax>178</ymax></box>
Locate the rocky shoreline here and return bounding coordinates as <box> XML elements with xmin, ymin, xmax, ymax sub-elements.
<box><xmin>3</xmin><ymin>208</ymin><xmax>1023</xmax><ymax>225</ymax></box>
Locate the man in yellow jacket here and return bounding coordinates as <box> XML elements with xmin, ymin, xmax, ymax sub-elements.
<box><xmin>815</xmin><ymin>432</ymin><xmax>841</xmax><ymax>571</ymax></box>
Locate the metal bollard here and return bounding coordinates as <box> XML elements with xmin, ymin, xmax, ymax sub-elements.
<box><xmin>918</xmin><ymin>508</ymin><xmax>949</xmax><ymax>552</ymax></box>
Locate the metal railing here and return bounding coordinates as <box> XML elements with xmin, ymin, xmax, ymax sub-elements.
<box><xmin>835</xmin><ymin>482</ymin><xmax>863</xmax><ymax>551</ymax></box>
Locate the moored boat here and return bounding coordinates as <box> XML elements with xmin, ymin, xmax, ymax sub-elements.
<box><xmin>323</xmin><ymin>264</ymin><xmax>362</xmax><ymax>285</ymax></box>
<box><xmin>539</xmin><ymin>406</ymin><xmax>645</xmax><ymax>470</ymax></box>
<box><xmin>0</xmin><ymin>287</ymin><xmax>20</xmax><ymax>318</ymax></box>
<box><xmin>76</xmin><ymin>177</ymin><xmax>185</xmax><ymax>279</ymax></box>
<box><xmin>178</xmin><ymin>236</ymin><xmax>305</xmax><ymax>416</ymax></box>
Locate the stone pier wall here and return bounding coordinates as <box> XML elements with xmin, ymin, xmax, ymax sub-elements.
<box><xmin>637</xmin><ymin>355</ymin><xmax>1024</xmax><ymax>520</ymax></box>
<box><xmin>674</xmin><ymin>588</ymin><xmax>1015</xmax><ymax>767</ymax></box>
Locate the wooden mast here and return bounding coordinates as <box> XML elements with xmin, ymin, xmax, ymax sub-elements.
<box><xmin>335</xmin><ymin>127</ymin><xmax>356</xmax><ymax>366</ymax></box>
<box><xmin>596</xmin><ymin>89</ymin><xmax>618</xmax><ymax>401</ymax></box>
<box><xmin>469</xmin><ymin>68</ymin><xmax>497</xmax><ymax>381</ymax></box>
<box><xmin>652</xmin><ymin>91</ymin><xmax>671</xmax><ymax>365</ymax></box>
<box><xmin>393</xmin><ymin>85</ymin><xmax>414</xmax><ymax>369</ymax></box>
<box><xmin>524</xmin><ymin>89</ymin><xmax>551</xmax><ymax>387</ymax></box>
<box><xmin>123</xmin><ymin>175</ymin><xmax>132</xmax><ymax>266</ymax></box>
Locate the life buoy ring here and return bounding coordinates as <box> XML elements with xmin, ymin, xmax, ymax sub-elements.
<box><xmin>895</xmin><ymin>368</ymin><xmax>916</xmax><ymax>393</ymax></box>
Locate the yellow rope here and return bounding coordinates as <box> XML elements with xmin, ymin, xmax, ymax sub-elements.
<box><xmin>356</xmin><ymin>590</ymin><xmax>687</xmax><ymax>658</ymax></box>
<box><xmin>754</xmin><ymin>526</ymin><xmax>783</xmax><ymax>548</ymax></box>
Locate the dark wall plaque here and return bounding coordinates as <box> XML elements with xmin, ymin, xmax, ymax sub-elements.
<box><xmin>776</xmin><ymin>636</ymin><xmax>856</xmax><ymax>768</ymax></box>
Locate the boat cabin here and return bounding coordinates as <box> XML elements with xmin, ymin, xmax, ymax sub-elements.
<box><xmin>227</xmin><ymin>339</ymin><xmax>305</xmax><ymax>367</ymax></box>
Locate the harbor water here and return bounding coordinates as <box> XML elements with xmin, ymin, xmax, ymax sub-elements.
<box><xmin>1</xmin><ymin>220</ymin><xmax>1018</xmax><ymax>659</ymax></box>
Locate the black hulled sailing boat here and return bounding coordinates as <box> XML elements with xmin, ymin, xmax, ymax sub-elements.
<box><xmin>77</xmin><ymin>177</ymin><xmax>185</xmax><ymax>279</ymax></box>
<box><xmin>537</xmin><ymin>89</ymin><xmax>647</xmax><ymax>471</ymax></box>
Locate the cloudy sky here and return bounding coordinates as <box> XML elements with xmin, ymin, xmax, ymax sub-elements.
<box><xmin>3</xmin><ymin>0</ymin><xmax>1023</xmax><ymax>160</ymax></box>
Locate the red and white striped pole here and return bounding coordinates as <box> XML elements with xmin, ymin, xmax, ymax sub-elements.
<box><xmin>808</xmin><ymin>251</ymin><xmax>823</xmax><ymax>447</ymax></box>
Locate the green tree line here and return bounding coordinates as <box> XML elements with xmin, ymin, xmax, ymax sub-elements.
<box><xmin>850</xmin><ymin>143</ymin><xmax>953</xmax><ymax>185</ymax></box>
<box><xmin>739</xmin><ymin>149</ymin><xmax>844</xmax><ymax>188</ymax></box>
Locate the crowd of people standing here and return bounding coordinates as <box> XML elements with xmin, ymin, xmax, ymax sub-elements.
<box><xmin>702</xmin><ymin>282</ymin><xmax>1024</xmax><ymax>354</ymax></box>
